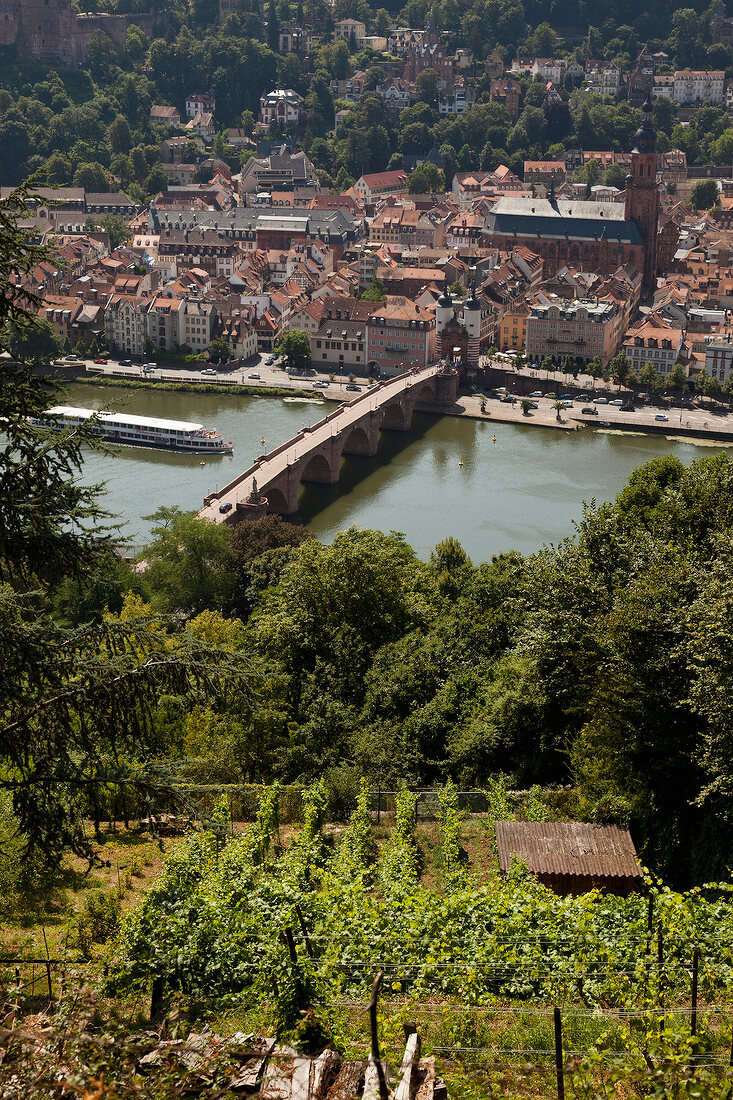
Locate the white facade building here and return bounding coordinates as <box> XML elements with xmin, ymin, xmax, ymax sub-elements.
<box><xmin>673</xmin><ymin>70</ymin><xmax>725</xmax><ymax>105</ymax></box>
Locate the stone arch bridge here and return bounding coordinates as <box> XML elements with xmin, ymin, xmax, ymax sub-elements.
<box><xmin>199</xmin><ymin>363</ymin><xmax>458</xmax><ymax>522</ymax></box>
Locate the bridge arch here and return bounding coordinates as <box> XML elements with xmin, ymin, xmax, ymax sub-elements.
<box><xmin>341</xmin><ymin>423</ymin><xmax>374</xmax><ymax>456</ymax></box>
<box><xmin>265</xmin><ymin>486</ymin><xmax>291</xmax><ymax>514</ymax></box>
<box><xmin>381</xmin><ymin>399</ymin><xmax>411</xmax><ymax>431</ymax></box>
<box><xmin>412</xmin><ymin>380</ymin><xmax>436</xmax><ymax>404</ymax></box>
<box><xmin>300</xmin><ymin>451</ymin><xmax>337</xmax><ymax>484</ymax></box>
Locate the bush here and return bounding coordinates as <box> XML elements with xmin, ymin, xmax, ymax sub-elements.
<box><xmin>76</xmin><ymin>889</ymin><xmax>121</xmax><ymax>958</ymax></box>
<box><xmin>324</xmin><ymin>766</ymin><xmax>362</xmax><ymax>822</ymax></box>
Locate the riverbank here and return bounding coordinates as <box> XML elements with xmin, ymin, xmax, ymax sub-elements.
<box><xmin>77</xmin><ymin>376</ymin><xmax>308</xmax><ymax>400</ymax></box>
<box><xmin>421</xmin><ymin>391</ymin><xmax>733</xmax><ymax>443</ymax></box>
<box><xmin>418</xmin><ymin>394</ymin><xmax>581</xmax><ymax>431</ymax></box>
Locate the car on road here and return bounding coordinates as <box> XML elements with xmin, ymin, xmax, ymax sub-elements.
<box><xmin>609</xmin><ymin>398</ymin><xmax>623</xmax><ymax>405</ymax></box>
<box><xmin>248</xmin><ymin>372</ymin><xmax>261</xmax><ymax>379</ymax></box>
<box><xmin>119</xmin><ymin>359</ymin><xmax>132</xmax><ymax>366</ymax></box>
<box><xmin>346</xmin><ymin>383</ymin><xmax>360</xmax><ymax>391</ymax></box>
<box><xmin>529</xmin><ymin>390</ymin><xmax>543</xmax><ymax>398</ymax></box>
<box><xmin>655</xmin><ymin>413</ymin><xmax>669</xmax><ymax>421</ymax></box>
<box><xmin>218</xmin><ymin>502</ymin><xmax>233</xmax><ymax>514</ymax></box>
<box><xmin>528</xmin><ymin>401</ymin><xmax>539</xmax><ymax>409</ymax></box>
<box><xmin>93</xmin><ymin>358</ymin><xmax>108</xmax><ymax>365</ymax></box>
<box><xmin>64</xmin><ymin>354</ymin><xmax>79</xmax><ymax>361</ymax></box>
<box><xmin>265</xmin><ymin>356</ymin><xmax>275</xmax><ymax>365</ymax></box>
<box><xmin>314</xmin><ymin>380</ymin><xmax>330</xmax><ymax>387</ymax></box>
<box><xmin>621</xmin><ymin>403</ymin><xmax>635</xmax><ymax>412</ymax></box>
<box><xmin>495</xmin><ymin>386</ymin><xmax>507</xmax><ymax>394</ymax></box>
<box><xmin>593</xmin><ymin>397</ymin><xmax>609</xmax><ymax>404</ymax></box>
<box><xmin>142</xmin><ymin>365</ymin><xmax>155</xmax><ymax>374</ymax></box>
<box><xmin>200</xmin><ymin>368</ymin><xmax>217</xmax><ymax>376</ymax></box>
<box><xmin>501</xmin><ymin>395</ymin><xmax>516</xmax><ymax>403</ymax></box>
<box><xmin>582</xmin><ymin>406</ymin><xmax>598</xmax><ymax>415</ymax></box>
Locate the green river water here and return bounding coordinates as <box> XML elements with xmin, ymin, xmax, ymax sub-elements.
<box><xmin>62</xmin><ymin>382</ymin><xmax>727</xmax><ymax>560</ymax></box>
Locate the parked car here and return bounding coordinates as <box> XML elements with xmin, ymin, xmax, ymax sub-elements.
<box><xmin>559</xmin><ymin>393</ymin><xmax>573</xmax><ymax>401</ymax></box>
<box><xmin>201</xmin><ymin>368</ymin><xmax>217</xmax><ymax>376</ymax></box>
<box><xmin>560</xmin><ymin>399</ymin><xmax>574</xmax><ymax>408</ymax></box>
<box><xmin>529</xmin><ymin>390</ymin><xmax>543</xmax><ymax>398</ymax></box>
<box><xmin>248</xmin><ymin>372</ymin><xmax>261</xmax><ymax>379</ymax></box>
<box><xmin>218</xmin><ymin>502</ymin><xmax>233</xmax><ymax>514</ymax></box>
<box><xmin>64</xmin><ymin>354</ymin><xmax>79</xmax><ymax>361</ymax></box>
<box><xmin>655</xmin><ymin>413</ymin><xmax>669</xmax><ymax>421</ymax></box>
<box><xmin>593</xmin><ymin>397</ymin><xmax>609</xmax><ymax>404</ymax></box>
<box><xmin>544</xmin><ymin>392</ymin><xmax>557</xmax><ymax>399</ymax></box>
<box><xmin>119</xmin><ymin>359</ymin><xmax>132</xmax><ymax>366</ymax></box>
<box><xmin>609</xmin><ymin>398</ymin><xmax>623</xmax><ymax>406</ymax></box>
<box><xmin>346</xmin><ymin>384</ymin><xmax>360</xmax><ymax>391</ymax></box>
<box><xmin>582</xmin><ymin>407</ymin><xmax>598</xmax><ymax>415</ymax></box>
<box><xmin>501</xmin><ymin>395</ymin><xmax>516</xmax><ymax>403</ymax></box>
<box><xmin>93</xmin><ymin>358</ymin><xmax>108</xmax><ymax>365</ymax></box>
<box><xmin>528</xmin><ymin>401</ymin><xmax>539</xmax><ymax>409</ymax></box>
<box><xmin>142</xmin><ymin>362</ymin><xmax>156</xmax><ymax>369</ymax></box>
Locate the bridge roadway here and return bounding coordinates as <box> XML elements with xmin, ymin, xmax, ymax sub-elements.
<box><xmin>199</xmin><ymin>362</ymin><xmax>457</xmax><ymax>522</ymax></box>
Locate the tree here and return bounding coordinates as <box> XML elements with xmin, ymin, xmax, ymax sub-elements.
<box><xmin>640</xmin><ymin>361</ymin><xmax>663</xmax><ymax>393</ymax></box>
<box><xmin>604</xmin><ymin>163</ymin><xmax>628</xmax><ymax>191</ymax></box>
<box><xmin>414</xmin><ymin>67</ymin><xmax>439</xmax><ymax>105</ymax></box>
<box><xmin>553</xmin><ymin>400</ymin><xmax>565</xmax><ymax>420</ymax></box>
<box><xmin>2</xmin><ymin>316</ymin><xmax>59</xmax><ymax>364</ymax></box>
<box><xmin>141</xmin><ymin>507</ymin><xmax>235</xmax><ymax>615</ymax></box>
<box><xmin>668</xmin><ymin>363</ymin><xmax>689</xmax><ymax>391</ymax></box>
<box><xmin>44</xmin><ymin>151</ymin><xmax>72</xmax><ymax>186</ymax></box>
<box><xmin>609</xmin><ymin>351</ymin><xmax>630</xmax><ymax>385</ymax></box>
<box><xmin>73</xmin><ymin>162</ymin><xmax>109</xmax><ymax>193</ymax></box>
<box><xmin>208</xmin><ymin>337</ymin><xmax>231</xmax><ymax>362</ymax></box>
<box><xmin>143</xmin><ymin>164</ymin><xmax>169</xmax><ymax>197</ymax></box>
<box><xmin>408</xmin><ymin>162</ymin><xmax>445</xmax><ymax>193</ymax></box>
<box><xmin>108</xmin><ymin>116</ymin><xmax>132</xmax><ymax>154</ymax></box>
<box><xmin>520</xmin><ymin>398</ymin><xmax>532</xmax><ymax>416</ymax></box>
<box><xmin>690</xmin><ymin>178</ymin><xmax>719</xmax><ymax>211</ymax></box>
<box><xmin>0</xmin><ymin>186</ymin><xmax>251</xmax><ymax>864</ymax></box>
<box><xmin>277</xmin><ymin>328</ymin><xmax>312</xmax><ymax>371</ymax></box>
<box><xmin>374</xmin><ymin>8</ymin><xmax>391</xmax><ymax>36</ymax></box>
<box><xmin>360</xmin><ymin>279</ymin><xmax>386</xmax><ymax>301</ymax></box>
<box><xmin>267</xmin><ymin>0</ymin><xmax>281</xmax><ymax>52</ymax></box>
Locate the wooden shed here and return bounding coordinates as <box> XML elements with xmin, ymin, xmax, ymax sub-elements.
<box><xmin>494</xmin><ymin>821</ymin><xmax>644</xmax><ymax>896</ymax></box>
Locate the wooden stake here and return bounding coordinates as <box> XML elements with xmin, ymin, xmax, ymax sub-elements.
<box><xmin>295</xmin><ymin>904</ymin><xmax>314</xmax><ymax>959</ymax></box>
<box><xmin>554</xmin><ymin>1007</ymin><xmax>565</xmax><ymax>1100</ymax></box>
<box><xmin>369</xmin><ymin>971</ymin><xmax>387</xmax><ymax>1100</ymax></box>
<box><xmin>691</xmin><ymin>949</ymin><xmax>699</xmax><ymax>1039</ymax></box>
<box><xmin>658</xmin><ymin>929</ymin><xmax>664</xmax><ymax>1036</ymax></box>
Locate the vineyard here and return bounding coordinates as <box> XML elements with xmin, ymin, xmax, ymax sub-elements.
<box><xmin>95</xmin><ymin>781</ymin><xmax>733</xmax><ymax>1098</ymax></box>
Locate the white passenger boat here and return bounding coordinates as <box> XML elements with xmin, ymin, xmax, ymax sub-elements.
<box><xmin>34</xmin><ymin>406</ymin><xmax>233</xmax><ymax>454</ymax></box>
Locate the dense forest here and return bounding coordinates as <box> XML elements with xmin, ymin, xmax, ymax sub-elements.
<box><xmin>0</xmin><ymin>0</ymin><xmax>732</xmax><ymax>190</ymax></box>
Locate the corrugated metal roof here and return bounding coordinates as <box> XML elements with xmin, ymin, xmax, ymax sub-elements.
<box><xmin>495</xmin><ymin>821</ymin><xmax>643</xmax><ymax>881</ymax></box>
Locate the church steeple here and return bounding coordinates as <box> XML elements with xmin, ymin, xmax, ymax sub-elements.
<box><xmin>625</xmin><ymin>92</ymin><xmax>659</xmax><ymax>294</ymax></box>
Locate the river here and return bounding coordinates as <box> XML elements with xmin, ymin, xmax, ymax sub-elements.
<box><xmin>61</xmin><ymin>382</ymin><xmax>727</xmax><ymax>561</ymax></box>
